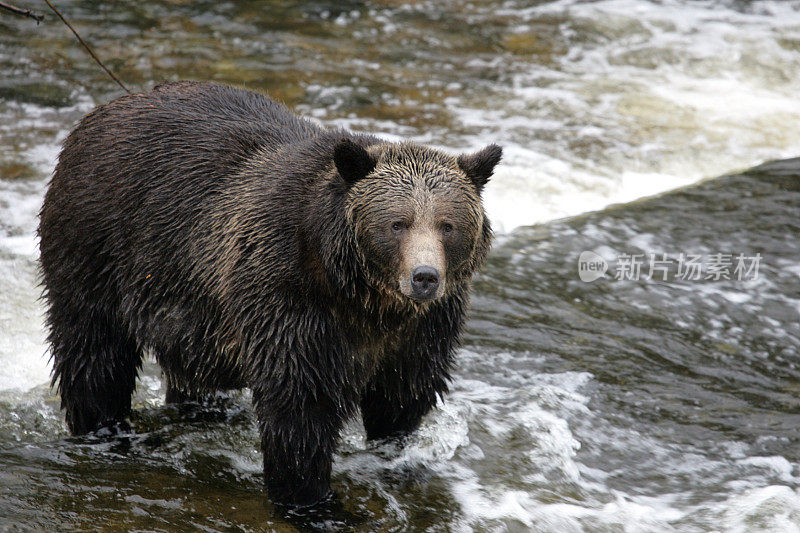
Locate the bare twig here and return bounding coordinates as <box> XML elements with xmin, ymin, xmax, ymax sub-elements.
<box><xmin>0</xmin><ymin>1</ymin><xmax>44</xmax><ymax>23</ymax></box>
<box><xmin>42</xmin><ymin>0</ymin><xmax>130</xmax><ymax>93</ymax></box>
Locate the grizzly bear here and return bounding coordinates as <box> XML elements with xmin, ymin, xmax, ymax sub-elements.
<box><xmin>38</xmin><ymin>81</ymin><xmax>501</xmax><ymax>506</ymax></box>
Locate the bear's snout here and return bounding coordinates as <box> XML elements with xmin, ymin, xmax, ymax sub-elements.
<box><xmin>411</xmin><ymin>266</ymin><xmax>440</xmax><ymax>300</ymax></box>
<box><xmin>398</xmin><ymin>227</ymin><xmax>446</xmax><ymax>301</ymax></box>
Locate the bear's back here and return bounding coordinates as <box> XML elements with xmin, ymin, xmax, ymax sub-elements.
<box><xmin>39</xmin><ymin>82</ymin><xmax>324</xmax><ymax>311</ymax></box>
<box><xmin>149</xmin><ymin>81</ymin><xmax>321</xmax><ymax>150</ymax></box>
<box><xmin>53</xmin><ymin>81</ymin><xmax>321</xmax><ymax>192</ymax></box>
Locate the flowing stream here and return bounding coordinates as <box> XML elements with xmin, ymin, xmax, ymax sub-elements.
<box><xmin>2</xmin><ymin>1</ymin><xmax>800</xmax><ymax>530</ymax></box>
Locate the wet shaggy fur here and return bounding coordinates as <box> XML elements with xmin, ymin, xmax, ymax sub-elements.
<box><xmin>38</xmin><ymin>81</ymin><xmax>501</xmax><ymax>506</ymax></box>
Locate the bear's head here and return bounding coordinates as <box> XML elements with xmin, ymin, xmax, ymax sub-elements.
<box><xmin>336</xmin><ymin>139</ymin><xmax>501</xmax><ymax>304</ymax></box>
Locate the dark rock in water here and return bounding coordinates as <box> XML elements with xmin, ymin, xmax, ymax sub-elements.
<box><xmin>0</xmin><ymin>82</ymin><xmax>74</xmax><ymax>108</ymax></box>
<box><xmin>0</xmin><ymin>162</ymin><xmax>38</xmax><ymax>181</ymax></box>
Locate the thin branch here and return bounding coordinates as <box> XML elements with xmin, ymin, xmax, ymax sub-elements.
<box><xmin>0</xmin><ymin>1</ymin><xmax>45</xmax><ymax>23</ymax></box>
<box><xmin>42</xmin><ymin>0</ymin><xmax>130</xmax><ymax>93</ymax></box>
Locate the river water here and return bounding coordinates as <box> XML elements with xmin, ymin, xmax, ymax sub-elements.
<box><xmin>2</xmin><ymin>0</ymin><xmax>800</xmax><ymax>531</ymax></box>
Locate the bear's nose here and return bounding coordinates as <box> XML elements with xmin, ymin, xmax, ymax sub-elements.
<box><xmin>411</xmin><ymin>266</ymin><xmax>440</xmax><ymax>300</ymax></box>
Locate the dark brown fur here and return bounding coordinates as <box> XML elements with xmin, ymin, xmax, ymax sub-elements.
<box><xmin>38</xmin><ymin>81</ymin><xmax>501</xmax><ymax>506</ymax></box>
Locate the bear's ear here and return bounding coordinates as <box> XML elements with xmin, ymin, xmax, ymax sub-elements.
<box><xmin>457</xmin><ymin>144</ymin><xmax>502</xmax><ymax>192</ymax></box>
<box><xmin>334</xmin><ymin>139</ymin><xmax>376</xmax><ymax>185</ymax></box>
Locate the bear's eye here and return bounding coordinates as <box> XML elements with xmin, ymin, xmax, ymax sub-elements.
<box><xmin>391</xmin><ymin>221</ymin><xmax>405</xmax><ymax>234</ymax></box>
<box><xmin>441</xmin><ymin>222</ymin><xmax>454</xmax><ymax>235</ymax></box>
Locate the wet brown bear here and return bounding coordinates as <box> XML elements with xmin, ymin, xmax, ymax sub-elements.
<box><xmin>38</xmin><ymin>81</ymin><xmax>501</xmax><ymax>506</ymax></box>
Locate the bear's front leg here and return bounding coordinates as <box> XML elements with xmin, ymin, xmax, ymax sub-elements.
<box><xmin>361</xmin><ymin>374</ymin><xmax>441</xmax><ymax>441</ymax></box>
<box><xmin>361</xmin><ymin>294</ymin><xmax>466</xmax><ymax>441</ymax></box>
<box><xmin>248</xmin><ymin>308</ymin><xmax>359</xmax><ymax>507</ymax></box>
<box><xmin>256</xmin><ymin>394</ymin><xmax>344</xmax><ymax>506</ymax></box>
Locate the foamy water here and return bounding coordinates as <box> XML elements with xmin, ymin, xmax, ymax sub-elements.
<box><xmin>474</xmin><ymin>0</ymin><xmax>800</xmax><ymax>230</ymax></box>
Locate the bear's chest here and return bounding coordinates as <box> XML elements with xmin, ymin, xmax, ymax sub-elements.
<box><xmin>337</xmin><ymin>308</ymin><xmax>418</xmax><ymax>381</ymax></box>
